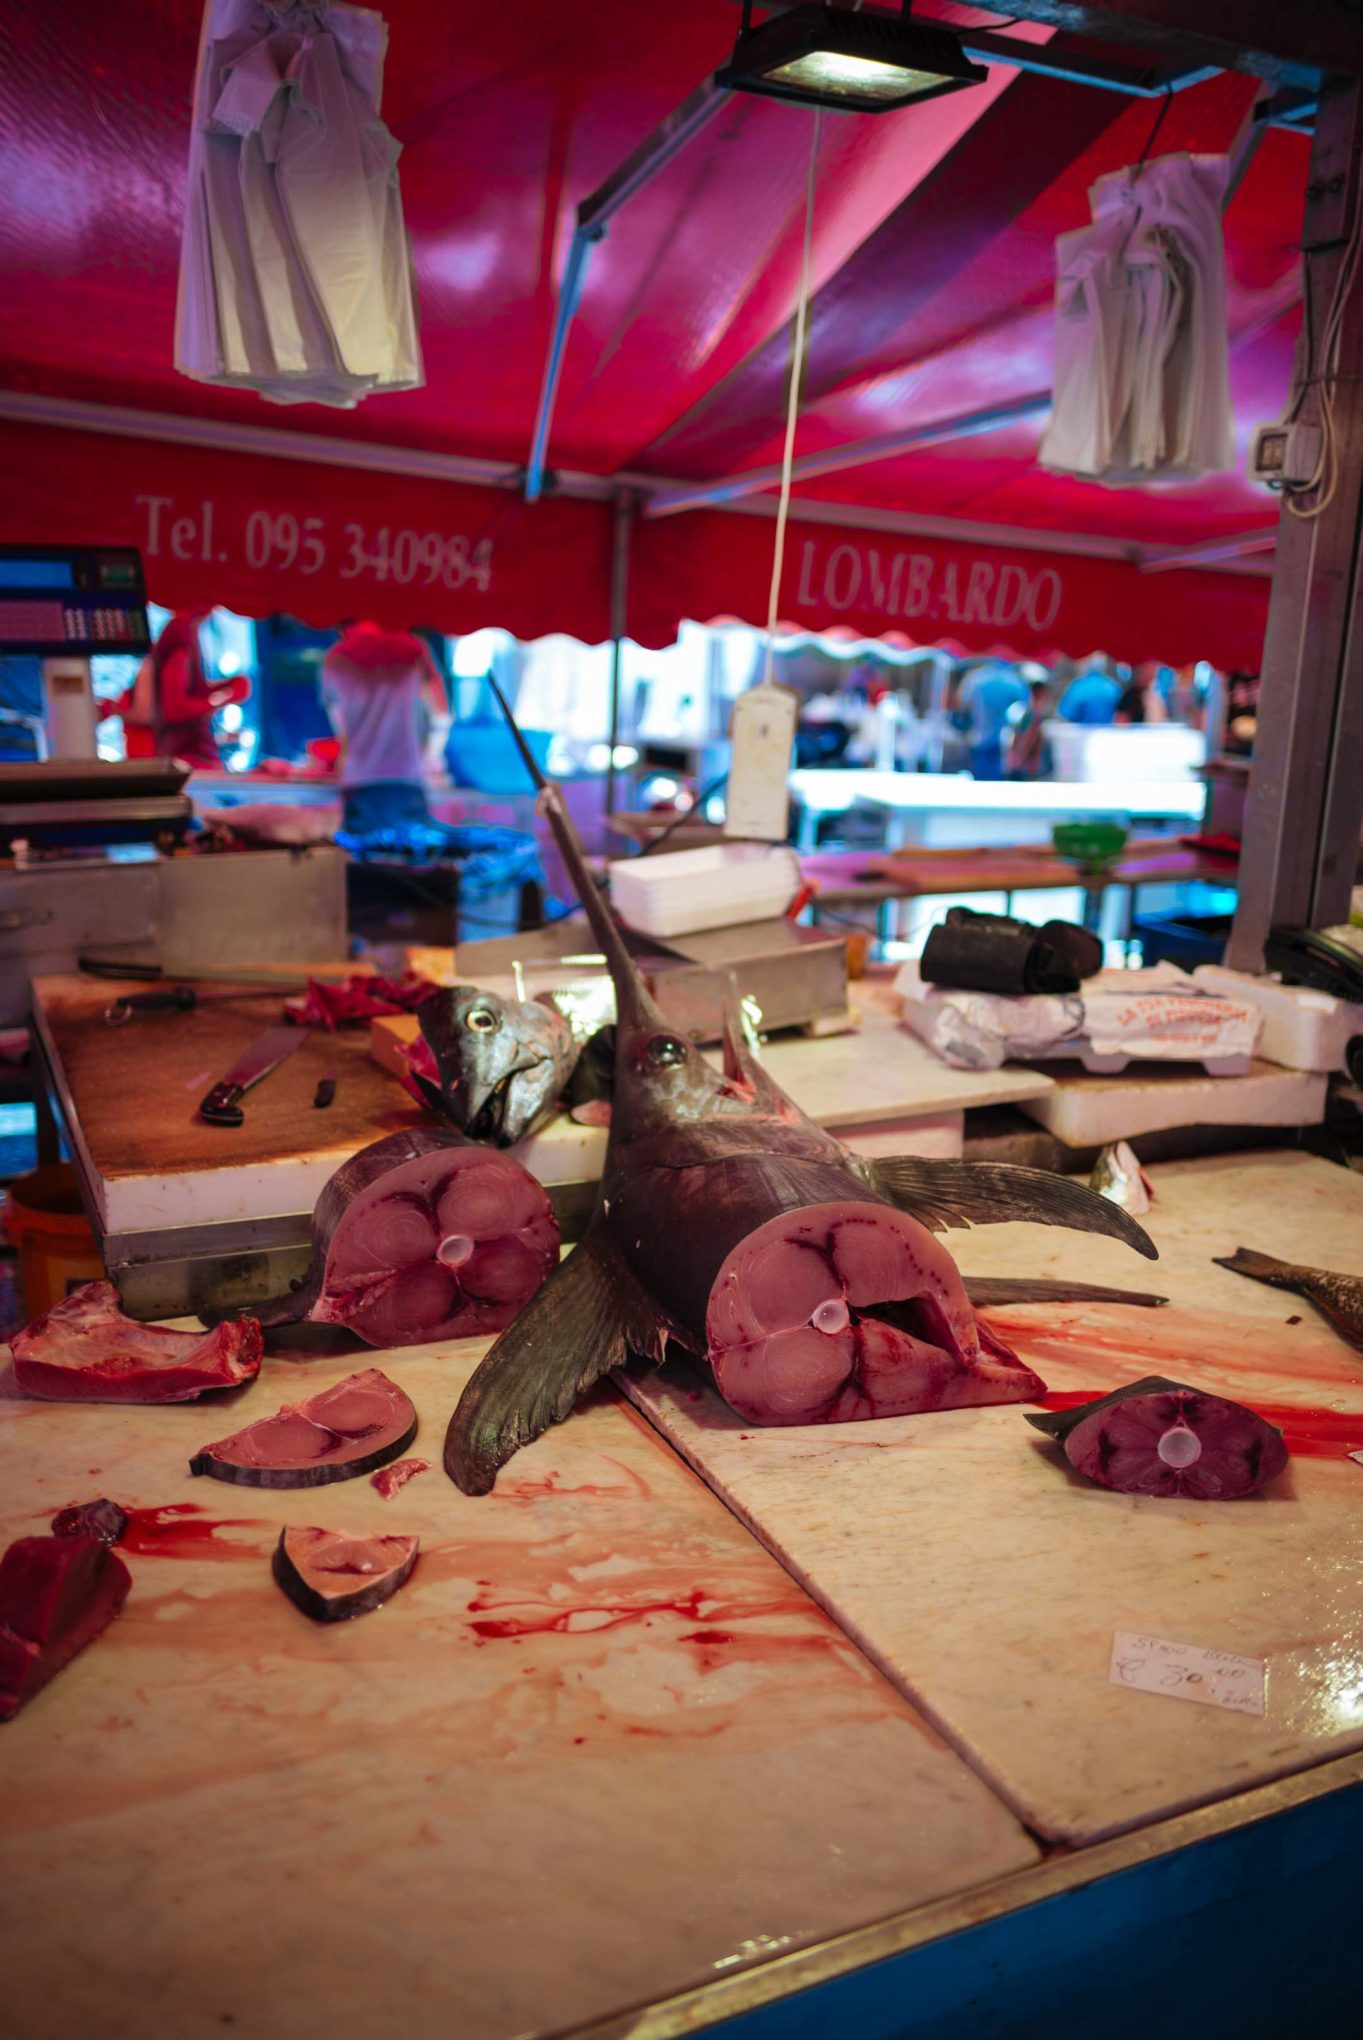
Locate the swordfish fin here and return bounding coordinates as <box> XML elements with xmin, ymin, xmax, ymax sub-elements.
<box><xmin>720</xmin><ymin>978</ymin><xmax>788</xmax><ymax>1108</ymax></box>
<box><xmin>966</xmin><ymin>1276</ymin><xmax>1167</xmax><ymax>1310</ymax></box>
<box><xmin>862</xmin><ymin>1156</ymin><xmax>1158</xmax><ymax>1260</ymax></box>
<box><xmin>444</xmin><ymin>1225</ymin><xmax>685</xmax><ymax>1495</ymax></box>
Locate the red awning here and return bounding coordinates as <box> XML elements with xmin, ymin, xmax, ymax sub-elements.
<box><xmin>0</xmin><ymin>420</ymin><xmax>614</xmax><ymax>645</ymax></box>
<box><xmin>630</xmin><ymin>509</ymin><xmax>1269</xmax><ymax>668</ymax></box>
<box><xmin>0</xmin><ymin>2</ymin><xmax>1302</xmax><ymax>662</ymax></box>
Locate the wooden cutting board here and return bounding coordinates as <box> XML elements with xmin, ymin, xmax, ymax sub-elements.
<box><xmin>33</xmin><ymin>974</ymin><xmax>425</xmax><ymax>1234</ymax></box>
<box><xmin>0</xmin><ymin>1339</ymin><xmax>1035</xmax><ymax>2040</ymax></box>
<box><xmin>624</xmin><ymin>1153</ymin><xmax>1363</xmax><ymax>1846</ymax></box>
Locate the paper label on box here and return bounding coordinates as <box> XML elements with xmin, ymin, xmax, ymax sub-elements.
<box><xmin>1109</xmin><ymin>1631</ymin><xmax>1265</xmax><ymax>1715</ymax></box>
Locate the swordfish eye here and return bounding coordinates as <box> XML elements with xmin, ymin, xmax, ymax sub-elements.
<box><xmin>465</xmin><ymin>1006</ymin><xmax>499</xmax><ymax>1035</ymax></box>
<box><xmin>643</xmin><ymin>1032</ymin><xmax>689</xmax><ymax>1071</ymax></box>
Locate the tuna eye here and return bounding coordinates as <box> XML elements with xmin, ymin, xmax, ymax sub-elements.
<box><xmin>644</xmin><ymin>1034</ymin><xmax>688</xmax><ymax>1069</ymax></box>
<box><xmin>466</xmin><ymin>1008</ymin><xmax>498</xmax><ymax>1034</ymax></box>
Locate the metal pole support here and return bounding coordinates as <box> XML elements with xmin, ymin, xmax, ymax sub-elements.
<box><xmin>1227</xmin><ymin>75</ymin><xmax>1363</xmax><ymax>970</ymax></box>
<box><xmin>604</xmin><ymin>488</ymin><xmax>636</xmax><ymax>832</ymax></box>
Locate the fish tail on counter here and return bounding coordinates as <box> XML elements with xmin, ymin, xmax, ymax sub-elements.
<box><xmin>445</xmin><ymin>1228</ymin><xmax>685</xmax><ymax>1496</ymax></box>
<box><xmin>1213</xmin><ymin>1247</ymin><xmax>1299</xmax><ymax>1287</ymax></box>
<box><xmin>862</xmin><ymin>1157</ymin><xmax>1158</xmax><ymax>1260</ymax></box>
<box><xmin>966</xmin><ymin>1276</ymin><xmax>1168</xmax><ymax>1310</ymax></box>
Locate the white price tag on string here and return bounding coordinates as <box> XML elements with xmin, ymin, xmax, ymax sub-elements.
<box><xmin>1109</xmin><ymin>1631</ymin><xmax>1265</xmax><ymax>1716</ymax></box>
<box><xmin>1349</xmin><ymin>1450</ymin><xmax>1363</xmax><ymax>1467</ymax></box>
<box><xmin>724</xmin><ymin>683</ymin><xmax>799</xmax><ymax>843</ymax></box>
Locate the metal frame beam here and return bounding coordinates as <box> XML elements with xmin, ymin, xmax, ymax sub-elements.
<box><xmin>644</xmin><ymin>393</ymin><xmax>1052</xmax><ymax>518</ymax></box>
<box><xmin>1139</xmin><ymin>530</ymin><xmax>1279</xmax><ymax>573</ymax></box>
<box><xmin>1228</xmin><ymin>74</ymin><xmax>1363</xmax><ymax>966</ymax></box>
<box><xmin>524</xmin><ymin>78</ymin><xmax>728</xmax><ymax>503</ymax></box>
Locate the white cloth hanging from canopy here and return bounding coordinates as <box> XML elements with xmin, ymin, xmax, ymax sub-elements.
<box><xmin>176</xmin><ymin>0</ymin><xmax>423</xmax><ymax>408</ymax></box>
<box><xmin>1041</xmin><ymin>154</ymin><xmax>1234</xmax><ymax>483</ymax></box>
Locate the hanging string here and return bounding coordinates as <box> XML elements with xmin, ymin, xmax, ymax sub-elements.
<box><xmin>760</xmin><ymin>105</ymin><xmax>821</xmax><ymax>688</ymax></box>
<box><xmin>1130</xmin><ymin>83</ymin><xmax>1174</xmax><ymax>184</ymax></box>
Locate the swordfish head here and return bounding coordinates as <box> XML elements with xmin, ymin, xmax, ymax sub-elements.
<box><xmin>415</xmin><ymin>984</ymin><xmax>576</xmax><ymax>1145</ymax></box>
<box><xmin>479</xmin><ymin>677</ymin><xmax>815</xmax><ymax>1159</ymax></box>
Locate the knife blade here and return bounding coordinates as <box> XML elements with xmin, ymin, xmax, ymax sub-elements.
<box><xmin>198</xmin><ymin>1026</ymin><xmax>306</xmax><ymax>1128</ymax></box>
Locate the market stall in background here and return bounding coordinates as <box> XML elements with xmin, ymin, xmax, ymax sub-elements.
<box><xmin>2</xmin><ymin>3</ymin><xmax>1363</xmax><ymax>2037</ymax></box>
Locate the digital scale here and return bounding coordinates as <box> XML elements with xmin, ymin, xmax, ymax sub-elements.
<box><xmin>0</xmin><ymin>543</ymin><xmax>193</xmax><ymax>850</ymax></box>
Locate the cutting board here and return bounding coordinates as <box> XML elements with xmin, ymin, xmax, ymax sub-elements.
<box><xmin>33</xmin><ymin>974</ymin><xmax>424</xmax><ymax>1235</ymax></box>
<box><xmin>0</xmin><ymin>1341</ymin><xmax>1035</xmax><ymax>2040</ymax></box>
<box><xmin>1018</xmin><ymin>1057</ymin><xmax>1326</xmax><ymax>1146</ymax></box>
<box><xmin>623</xmin><ymin>1153</ymin><xmax>1363</xmax><ymax>1846</ymax></box>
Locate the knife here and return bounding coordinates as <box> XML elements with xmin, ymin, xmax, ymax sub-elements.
<box><xmin>198</xmin><ymin>1026</ymin><xmax>307</xmax><ymax>1128</ymax></box>
<box><xmin>104</xmin><ymin>984</ymin><xmax>292</xmax><ymax>1027</ymax></box>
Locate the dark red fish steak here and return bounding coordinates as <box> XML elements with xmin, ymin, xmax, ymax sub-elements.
<box><xmin>0</xmin><ymin>1534</ymin><xmax>131</xmax><ymax>1721</ymax></box>
<box><xmin>190</xmin><ymin>1368</ymin><xmax>417</xmax><ymax>1488</ymax></box>
<box><xmin>249</xmin><ymin>1129</ymin><xmax>558</xmax><ymax>1348</ymax></box>
<box><xmin>1026</xmin><ymin>1375</ymin><xmax>1289</xmax><ymax>1498</ymax></box>
<box><xmin>272</xmin><ymin>1526</ymin><xmax>419</xmax><ymax>1622</ymax></box>
<box><xmin>12</xmin><ymin>1281</ymin><xmax>261</xmax><ymax>1403</ymax></box>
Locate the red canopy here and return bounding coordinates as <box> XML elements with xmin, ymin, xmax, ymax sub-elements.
<box><xmin>0</xmin><ymin>1</ymin><xmax>1299</xmax><ymax>663</ymax></box>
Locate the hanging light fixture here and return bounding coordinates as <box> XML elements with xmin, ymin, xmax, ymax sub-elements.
<box><xmin>718</xmin><ymin>2</ymin><xmax>987</xmax><ymax>114</ymax></box>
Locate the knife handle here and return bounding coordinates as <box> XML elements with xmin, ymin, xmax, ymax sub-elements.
<box><xmin>199</xmin><ymin>1081</ymin><xmax>246</xmax><ymax>1128</ymax></box>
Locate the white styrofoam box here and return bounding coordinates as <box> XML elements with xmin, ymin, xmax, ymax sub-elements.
<box><xmin>1018</xmin><ymin>1063</ymin><xmax>1327</xmax><ymax>1147</ymax></box>
<box><xmin>609</xmin><ymin>842</ymin><xmax>801</xmax><ymax>939</ymax></box>
<box><xmin>1195</xmin><ymin>965</ymin><xmax>1363</xmax><ymax>1073</ymax></box>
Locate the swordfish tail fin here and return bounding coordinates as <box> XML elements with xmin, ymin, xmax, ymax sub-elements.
<box><xmin>1212</xmin><ymin>1247</ymin><xmax>1298</xmax><ymax>1287</ymax></box>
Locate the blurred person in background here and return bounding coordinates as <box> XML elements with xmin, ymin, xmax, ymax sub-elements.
<box><xmin>1116</xmin><ymin>661</ymin><xmax>1172</xmax><ymax>724</ymax></box>
<box><xmin>322</xmin><ymin>620</ymin><xmax>448</xmax><ymax>834</ymax></box>
<box><xmin>1058</xmin><ymin>657</ymin><xmax>1123</xmax><ymax>725</ymax></box>
<box><xmin>1006</xmin><ymin>673</ymin><xmax>1054</xmax><ymax>779</ymax></box>
<box><xmin>127</xmin><ymin>610</ymin><xmax>251</xmax><ymax>769</ymax></box>
<box><xmin>957</xmin><ymin>660</ymin><xmax>1028</xmax><ymax>780</ymax></box>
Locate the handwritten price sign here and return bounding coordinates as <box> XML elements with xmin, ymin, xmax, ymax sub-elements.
<box><xmin>1109</xmin><ymin>1631</ymin><xmax>1265</xmax><ymax>1716</ymax></box>
<box><xmin>136</xmin><ymin>495</ymin><xmax>493</xmax><ymax>596</ymax></box>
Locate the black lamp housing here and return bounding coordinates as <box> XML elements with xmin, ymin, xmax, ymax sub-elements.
<box><xmin>718</xmin><ymin>2</ymin><xmax>988</xmax><ymax>115</ymax></box>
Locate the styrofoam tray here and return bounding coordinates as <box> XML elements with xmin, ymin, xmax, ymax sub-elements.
<box><xmin>609</xmin><ymin>842</ymin><xmax>800</xmax><ymax>938</ymax></box>
<box><xmin>1193</xmin><ymin>964</ymin><xmax>1363</xmax><ymax>1073</ymax></box>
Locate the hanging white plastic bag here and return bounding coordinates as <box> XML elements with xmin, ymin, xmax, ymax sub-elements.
<box><xmin>1042</xmin><ymin>153</ymin><xmax>1233</xmax><ymax>482</ymax></box>
<box><xmin>176</xmin><ymin>0</ymin><xmax>423</xmax><ymax>408</ymax></box>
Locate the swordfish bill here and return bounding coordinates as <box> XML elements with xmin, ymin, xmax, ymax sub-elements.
<box><xmin>444</xmin><ymin>682</ymin><xmax>1158</xmax><ymax>1495</ymax></box>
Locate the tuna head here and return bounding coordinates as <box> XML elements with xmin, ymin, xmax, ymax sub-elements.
<box><xmin>415</xmin><ymin>986</ymin><xmax>575</xmax><ymax>1146</ymax></box>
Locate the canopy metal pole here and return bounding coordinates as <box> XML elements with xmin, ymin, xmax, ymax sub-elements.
<box><xmin>524</xmin><ymin>79</ymin><xmax>728</xmax><ymax>504</ymax></box>
<box><xmin>604</xmin><ymin>488</ymin><xmax>635</xmax><ymax>831</ymax></box>
<box><xmin>1227</xmin><ymin>74</ymin><xmax>1363</xmax><ymax>966</ymax></box>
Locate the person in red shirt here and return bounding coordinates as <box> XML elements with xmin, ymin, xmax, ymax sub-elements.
<box><xmin>145</xmin><ymin>611</ymin><xmax>251</xmax><ymax>770</ymax></box>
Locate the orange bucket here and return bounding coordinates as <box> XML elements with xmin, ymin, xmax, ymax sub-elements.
<box><xmin>5</xmin><ymin>1164</ymin><xmax>105</xmax><ymax>1321</ymax></box>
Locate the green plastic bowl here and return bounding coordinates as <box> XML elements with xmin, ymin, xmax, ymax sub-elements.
<box><xmin>1052</xmin><ymin>820</ymin><xmax>1129</xmax><ymax>873</ymax></box>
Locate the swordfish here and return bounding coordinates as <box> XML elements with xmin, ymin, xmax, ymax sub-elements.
<box><xmin>445</xmin><ymin>694</ymin><xmax>1158</xmax><ymax>1495</ymax></box>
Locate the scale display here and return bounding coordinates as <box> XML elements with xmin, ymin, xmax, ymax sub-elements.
<box><xmin>0</xmin><ymin>545</ymin><xmax>151</xmax><ymax>655</ymax></box>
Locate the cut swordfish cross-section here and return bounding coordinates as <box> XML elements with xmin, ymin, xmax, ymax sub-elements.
<box><xmin>707</xmin><ymin>1201</ymin><xmax>1043</xmax><ymax>1425</ymax></box>
<box><xmin>250</xmin><ymin>1129</ymin><xmax>559</xmax><ymax>1348</ymax></box>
